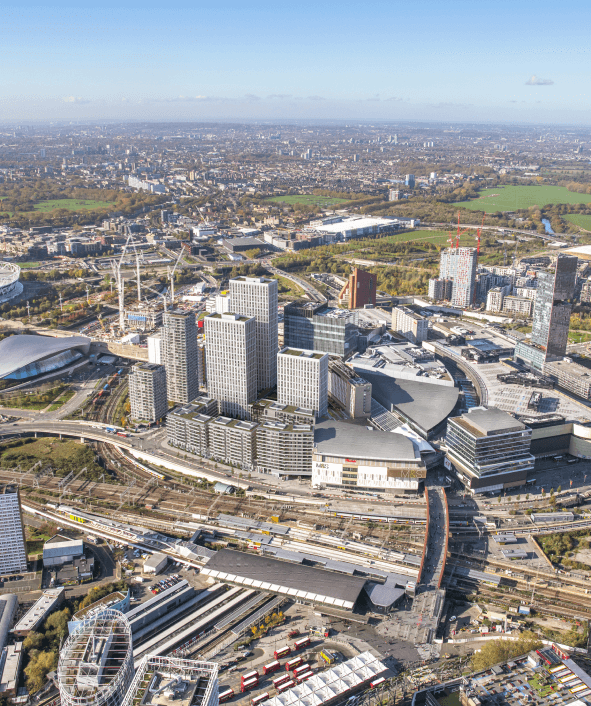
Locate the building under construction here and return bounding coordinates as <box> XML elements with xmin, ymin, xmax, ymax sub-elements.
<box><xmin>120</xmin><ymin>654</ymin><xmax>218</xmax><ymax>706</ymax></box>
<box><xmin>124</xmin><ymin>304</ymin><xmax>164</xmax><ymax>332</ymax></box>
<box><xmin>57</xmin><ymin>609</ymin><xmax>134</xmax><ymax>706</ymax></box>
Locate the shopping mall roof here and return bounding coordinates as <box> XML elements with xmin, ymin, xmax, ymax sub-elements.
<box><xmin>0</xmin><ymin>334</ymin><xmax>90</xmax><ymax>380</ymax></box>
<box><xmin>314</xmin><ymin>420</ymin><xmax>419</xmax><ymax>463</ymax></box>
<box><xmin>352</xmin><ymin>368</ymin><xmax>459</xmax><ymax>436</ymax></box>
<box><xmin>201</xmin><ymin>549</ymin><xmax>367</xmax><ymax>610</ymax></box>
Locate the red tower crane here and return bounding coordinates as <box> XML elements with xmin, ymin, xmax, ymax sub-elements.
<box><xmin>455</xmin><ymin>211</ymin><xmax>471</xmax><ymax>248</ymax></box>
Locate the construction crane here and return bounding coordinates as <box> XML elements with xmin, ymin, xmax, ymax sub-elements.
<box><xmin>454</xmin><ymin>211</ymin><xmax>471</xmax><ymax>248</ymax></box>
<box><xmin>167</xmin><ymin>245</ymin><xmax>187</xmax><ymax>309</ymax></box>
<box><xmin>111</xmin><ymin>234</ymin><xmax>132</xmax><ymax>333</ymax></box>
<box><xmin>476</xmin><ymin>213</ymin><xmax>486</xmax><ymax>254</ymax></box>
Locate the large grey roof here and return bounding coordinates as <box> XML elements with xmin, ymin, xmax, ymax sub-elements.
<box><xmin>314</xmin><ymin>420</ymin><xmax>418</xmax><ymax>462</ymax></box>
<box><xmin>202</xmin><ymin>548</ymin><xmax>367</xmax><ymax>609</ymax></box>
<box><xmin>352</xmin><ymin>368</ymin><xmax>459</xmax><ymax>434</ymax></box>
<box><xmin>0</xmin><ymin>334</ymin><xmax>91</xmax><ymax>379</ymax></box>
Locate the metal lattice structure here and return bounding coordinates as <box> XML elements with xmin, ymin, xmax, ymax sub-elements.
<box><xmin>121</xmin><ymin>654</ymin><xmax>219</xmax><ymax>706</ymax></box>
<box><xmin>57</xmin><ymin>609</ymin><xmax>133</xmax><ymax>706</ymax></box>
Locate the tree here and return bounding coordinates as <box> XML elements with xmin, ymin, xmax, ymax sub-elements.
<box><xmin>24</xmin><ymin>650</ymin><xmax>57</xmax><ymax>693</ymax></box>
<box><xmin>471</xmin><ymin>631</ymin><xmax>542</xmax><ymax>672</ymax></box>
<box><xmin>23</xmin><ymin>631</ymin><xmax>44</xmax><ymax>651</ymax></box>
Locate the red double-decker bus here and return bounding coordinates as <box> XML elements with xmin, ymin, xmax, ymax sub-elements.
<box><xmin>241</xmin><ymin>678</ymin><xmax>259</xmax><ymax>693</ymax></box>
<box><xmin>263</xmin><ymin>661</ymin><xmax>280</xmax><ymax>676</ymax></box>
<box><xmin>293</xmin><ymin>637</ymin><xmax>310</xmax><ymax>652</ymax></box>
<box><xmin>219</xmin><ymin>688</ymin><xmax>234</xmax><ymax>703</ymax></box>
<box><xmin>274</xmin><ymin>646</ymin><xmax>291</xmax><ymax>659</ymax></box>
<box><xmin>285</xmin><ymin>657</ymin><xmax>303</xmax><ymax>672</ymax></box>
<box><xmin>294</xmin><ymin>672</ymin><xmax>313</xmax><ymax>684</ymax></box>
<box><xmin>292</xmin><ymin>664</ymin><xmax>310</xmax><ymax>678</ymax></box>
<box><xmin>241</xmin><ymin>671</ymin><xmax>259</xmax><ymax>684</ymax></box>
<box><xmin>251</xmin><ymin>693</ymin><xmax>269</xmax><ymax>706</ymax></box>
<box><xmin>272</xmin><ymin>675</ymin><xmax>290</xmax><ymax>690</ymax></box>
<box><xmin>370</xmin><ymin>677</ymin><xmax>386</xmax><ymax>689</ymax></box>
<box><xmin>277</xmin><ymin>680</ymin><xmax>295</xmax><ymax>694</ymax></box>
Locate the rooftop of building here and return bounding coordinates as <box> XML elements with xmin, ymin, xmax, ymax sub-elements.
<box><xmin>202</xmin><ymin>548</ymin><xmax>367</xmax><ymax>609</ymax></box>
<box><xmin>122</xmin><ymin>654</ymin><xmax>218</xmax><ymax>706</ymax></box>
<box><xmin>279</xmin><ymin>347</ymin><xmax>326</xmax><ymax>360</ymax></box>
<box><xmin>260</xmin><ymin>420</ymin><xmax>313</xmax><ymax>433</ymax></box>
<box><xmin>231</xmin><ymin>275</ymin><xmax>274</xmax><ymax>284</ymax></box>
<box><xmin>206</xmin><ymin>312</ymin><xmax>252</xmax><ymax>323</ymax></box>
<box><xmin>0</xmin><ymin>334</ymin><xmax>91</xmax><ymax>380</ymax></box>
<box><xmin>212</xmin><ymin>416</ymin><xmax>258</xmax><ymax>431</ymax></box>
<box><xmin>451</xmin><ymin>406</ymin><xmax>528</xmax><ymax>437</ymax></box>
<box><xmin>352</xmin><ymin>367</ymin><xmax>459</xmax><ymax>434</ymax></box>
<box><xmin>314</xmin><ymin>419</ymin><xmax>420</xmax><ymax>463</ymax></box>
<box><xmin>0</xmin><ymin>484</ymin><xmax>18</xmax><ymax>495</ymax></box>
<box><xmin>13</xmin><ymin>588</ymin><xmax>64</xmax><ymax>633</ymax></box>
<box><xmin>72</xmin><ymin>591</ymin><xmax>128</xmax><ymax>622</ymax></box>
<box><xmin>133</xmin><ymin>362</ymin><xmax>164</xmax><ymax>372</ymax></box>
<box><xmin>545</xmin><ymin>357</ymin><xmax>591</xmax><ymax>377</ymax></box>
<box><xmin>250</xmin><ymin>399</ymin><xmax>316</xmax><ymax>418</ymax></box>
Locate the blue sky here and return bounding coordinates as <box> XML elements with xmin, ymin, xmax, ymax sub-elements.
<box><xmin>1</xmin><ymin>0</ymin><xmax>590</xmax><ymax>123</ymax></box>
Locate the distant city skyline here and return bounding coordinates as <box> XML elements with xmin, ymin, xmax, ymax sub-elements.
<box><xmin>2</xmin><ymin>0</ymin><xmax>590</xmax><ymax>124</ymax></box>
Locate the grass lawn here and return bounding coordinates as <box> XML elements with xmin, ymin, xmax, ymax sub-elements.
<box><xmin>564</xmin><ymin>214</ymin><xmax>591</xmax><ymax>231</ymax></box>
<box><xmin>266</xmin><ymin>194</ymin><xmax>350</xmax><ymax>206</ymax></box>
<box><xmin>269</xmin><ymin>273</ymin><xmax>304</xmax><ymax>298</ymax></box>
<box><xmin>454</xmin><ymin>185</ymin><xmax>591</xmax><ymax>212</ymax></box>
<box><xmin>0</xmin><ymin>437</ymin><xmax>103</xmax><ymax>477</ymax></box>
<box><xmin>345</xmin><ymin>229</ymin><xmax>469</xmax><ymax>249</ymax></box>
<box><xmin>0</xmin><ymin>197</ymin><xmax>115</xmax><ymax>216</ymax></box>
<box><xmin>569</xmin><ymin>331</ymin><xmax>591</xmax><ymax>344</ymax></box>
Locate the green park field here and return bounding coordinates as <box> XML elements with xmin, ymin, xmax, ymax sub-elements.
<box><xmin>266</xmin><ymin>194</ymin><xmax>350</xmax><ymax>206</ymax></box>
<box><xmin>564</xmin><ymin>214</ymin><xmax>591</xmax><ymax>231</ymax></box>
<box><xmin>31</xmin><ymin>198</ymin><xmax>114</xmax><ymax>212</ymax></box>
<box><xmin>454</xmin><ymin>185</ymin><xmax>591</xmax><ymax>212</ymax></box>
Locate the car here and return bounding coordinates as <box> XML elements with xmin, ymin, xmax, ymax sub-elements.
<box><xmin>450</xmin><ymin>616</ymin><xmax>457</xmax><ymax>621</ymax></box>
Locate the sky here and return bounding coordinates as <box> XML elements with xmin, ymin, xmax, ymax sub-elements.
<box><xmin>2</xmin><ymin>0</ymin><xmax>591</xmax><ymax>124</ymax></box>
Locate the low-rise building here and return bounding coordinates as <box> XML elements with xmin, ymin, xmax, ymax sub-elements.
<box><xmin>248</xmin><ymin>398</ymin><xmax>316</xmax><ymax>426</ymax></box>
<box><xmin>12</xmin><ymin>588</ymin><xmax>65</xmax><ymax>636</ymax></box>
<box><xmin>502</xmin><ymin>295</ymin><xmax>533</xmax><ymax>317</ymax></box>
<box><xmin>42</xmin><ymin>536</ymin><xmax>84</xmax><ymax>567</ymax></box>
<box><xmin>167</xmin><ymin>405</ymin><xmax>212</xmax><ymax>456</ymax></box>
<box><xmin>0</xmin><ymin>642</ymin><xmax>23</xmax><ymax>697</ymax></box>
<box><xmin>143</xmin><ymin>553</ymin><xmax>168</xmax><ymax>575</ymax></box>
<box><xmin>544</xmin><ymin>358</ymin><xmax>591</xmax><ymax>400</ymax></box>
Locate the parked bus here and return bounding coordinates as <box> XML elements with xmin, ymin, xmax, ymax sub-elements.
<box><xmin>285</xmin><ymin>657</ymin><xmax>303</xmax><ymax>672</ymax></box>
<box><xmin>274</xmin><ymin>646</ymin><xmax>291</xmax><ymax>659</ymax></box>
<box><xmin>370</xmin><ymin>677</ymin><xmax>386</xmax><ymax>688</ymax></box>
<box><xmin>251</xmin><ymin>693</ymin><xmax>269</xmax><ymax>706</ymax></box>
<box><xmin>293</xmin><ymin>637</ymin><xmax>310</xmax><ymax>651</ymax></box>
<box><xmin>277</xmin><ymin>681</ymin><xmax>295</xmax><ymax>694</ymax></box>
<box><xmin>219</xmin><ymin>688</ymin><xmax>234</xmax><ymax>703</ymax></box>
<box><xmin>241</xmin><ymin>671</ymin><xmax>259</xmax><ymax>684</ymax></box>
<box><xmin>241</xmin><ymin>678</ymin><xmax>259</xmax><ymax>693</ymax></box>
<box><xmin>263</xmin><ymin>661</ymin><xmax>280</xmax><ymax>676</ymax></box>
<box><xmin>272</xmin><ymin>675</ymin><xmax>290</xmax><ymax>690</ymax></box>
<box><xmin>292</xmin><ymin>665</ymin><xmax>310</xmax><ymax>678</ymax></box>
<box><xmin>295</xmin><ymin>672</ymin><xmax>313</xmax><ymax>684</ymax></box>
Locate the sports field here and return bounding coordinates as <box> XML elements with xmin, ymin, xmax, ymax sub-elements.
<box><xmin>31</xmin><ymin>198</ymin><xmax>114</xmax><ymax>212</ymax></box>
<box><xmin>454</xmin><ymin>185</ymin><xmax>591</xmax><ymax>212</ymax></box>
<box><xmin>266</xmin><ymin>194</ymin><xmax>350</xmax><ymax>206</ymax></box>
<box><xmin>564</xmin><ymin>214</ymin><xmax>591</xmax><ymax>231</ymax></box>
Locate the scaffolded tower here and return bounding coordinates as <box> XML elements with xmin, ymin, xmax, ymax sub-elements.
<box><xmin>57</xmin><ymin>609</ymin><xmax>133</xmax><ymax>706</ymax></box>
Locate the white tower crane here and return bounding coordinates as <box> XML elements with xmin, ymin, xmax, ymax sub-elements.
<box><xmin>111</xmin><ymin>234</ymin><xmax>132</xmax><ymax>332</ymax></box>
<box><xmin>167</xmin><ymin>245</ymin><xmax>187</xmax><ymax>310</ymax></box>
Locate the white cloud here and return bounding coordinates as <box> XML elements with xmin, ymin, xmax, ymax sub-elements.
<box><xmin>525</xmin><ymin>75</ymin><xmax>554</xmax><ymax>86</ymax></box>
<box><xmin>62</xmin><ymin>96</ymin><xmax>90</xmax><ymax>104</ymax></box>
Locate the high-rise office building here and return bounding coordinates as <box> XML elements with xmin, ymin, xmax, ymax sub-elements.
<box><xmin>514</xmin><ymin>254</ymin><xmax>578</xmax><ymax>371</ymax></box>
<box><xmin>277</xmin><ymin>348</ymin><xmax>328</xmax><ymax>419</ymax></box>
<box><xmin>446</xmin><ymin>407</ymin><xmax>534</xmax><ymax>493</ymax></box>
<box><xmin>204</xmin><ymin>312</ymin><xmax>257</xmax><ymax>419</ymax></box>
<box><xmin>439</xmin><ymin>247</ymin><xmax>478</xmax><ymax>307</ymax></box>
<box><xmin>0</xmin><ymin>485</ymin><xmax>28</xmax><ymax>576</ymax></box>
<box><xmin>229</xmin><ymin>276</ymin><xmax>278</xmax><ymax>392</ymax></box>
<box><xmin>405</xmin><ymin>174</ymin><xmax>415</xmax><ymax>188</ymax></box>
<box><xmin>284</xmin><ymin>302</ymin><xmax>359</xmax><ymax>358</ymax></box>
<box><xmin>161</xmin><ymin>310</ymin><xmax>199</xmax><ymax>403</ymax></box>
<box><xmin>129</xmin><ymin>363</ymin><xmax>168</xmax><ymax>423</ymax></box>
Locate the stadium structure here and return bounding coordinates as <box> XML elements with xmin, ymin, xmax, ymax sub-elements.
<box><xmin>57</xmin><ymin>609</ymin><xmax>134</xmax><ymax>706</ymax></box>
<box><xmin>0</xmin><ymin>333</ymin><xmax>91</xmax><ymax>380</ymax></box>
<box><xmin>121</xmin><ymin>654</ymin><xmax>218</xmax><ymax>706</ymax></box>
<box><xmin>0</xmin><ymin>262</ymin><xmax>22</xmax><ymax>303</ymax></box>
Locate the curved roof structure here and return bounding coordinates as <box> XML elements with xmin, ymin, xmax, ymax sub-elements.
<box><xmin>0</xmin><ymin>334</ymin><xmax>91</xmax><ymax>380</ymax></box>
<box><xmin>314</xmin><ymin>419</ymin><xmax>418</xmax><ymax>462</ymax></box>
<box><xmin>352</xmin><ymin>367</ymin><xmax>459</xmax><ymax>437</ymax></box>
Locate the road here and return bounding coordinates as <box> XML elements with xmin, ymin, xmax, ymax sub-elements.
<box><xmin>266</xmin><ymin>265</ymin><xmax>327</xmax><ymax>304</ymax></box>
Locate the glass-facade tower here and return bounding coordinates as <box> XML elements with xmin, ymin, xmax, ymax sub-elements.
<box><xmin>284</xmin><ymin>302</ymin><xmax>359</xmax><ymax>358</ymax></box>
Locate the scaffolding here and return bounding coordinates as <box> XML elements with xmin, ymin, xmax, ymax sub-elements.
<box><xmin>121</xmin><ymin>654</ymin><xmax>218</xmax><ymax>706</ymax></box>
<box><xmin>57</xmin><ymin>609</ymin><xmax>133</xmax><ymax>706</ymax></box>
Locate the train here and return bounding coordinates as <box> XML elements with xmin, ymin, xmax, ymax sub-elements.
<box><xmin>331</xmin><ymin>510</ymin><xmax>426</xmax><ymax>525</ymax></box>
